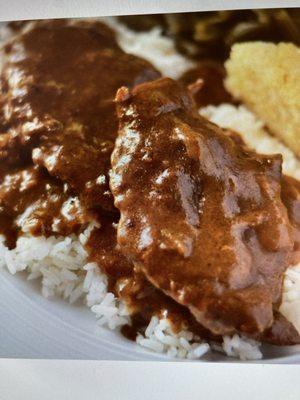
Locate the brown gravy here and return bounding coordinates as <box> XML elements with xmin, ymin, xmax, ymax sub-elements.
<box><xmin>179</xmin><ymin>61</ymin><xmax>233</xmax><ymax>108</ymax></box>
<box><xmin>0</xmin><ymin>21</ymin><xmax>299</xmax><ymax>347</ymax></box>
<box><xmin>0</xmin><ymin>20</ymin><xmax>160</xmax><ymax>244</ymax></box>
<box><xmin>111</xmin><ymin>77</ymin><xmax>299</xmax><ymax>340</ymax></box>
<box><xmin>86</xmin><ymin>215</ymin><xmax>220</xmax><ymax>342</ymax></box>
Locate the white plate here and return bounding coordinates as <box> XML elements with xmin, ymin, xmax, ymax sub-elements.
<box><xmin>0</xmin><ymin>20</ymin><xmax>299</xmax><ymax>365</ymax></box>
<box><xmin>1</xmin><ymin>267</ymin><xmax>300</xmax><ymax>363</ymax></box>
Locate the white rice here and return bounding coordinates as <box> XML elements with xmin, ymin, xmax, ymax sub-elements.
<box><xmin>136</xmin><ymin>316</ymin><xmax>210</xmax><ymax>360</ymax></box>
<box><xmin>0</xmin><ymin>226</ymin><xmax>131</xmax><ymax>330</ymax></box>
<box><xmin>221</xmin><ymin>334</ymin><xmax>263</xmax><ymax>361</ymax></box>
<box><xmin>0</xmin><ymin>228</ymin><xmax>88</xmax><ymax>303</ymax></box>
<box><xmin>104</xmin><ymin>17</ymin><xmax>195</xmax><ymax>79</ymax></box>
<box><xmin>281</xmin><ymin>264</ymin><xmax>300</xmax><ymax>334</ymax></box>
<box><xmin>1</xmin><ymin>19</ymin><xmax>299</xmax><ymax>361</ymax></box>
<box><xmin>0</xmin><ymin>223</ymin><xmax>263</xmax><ymax>361</ymax></box>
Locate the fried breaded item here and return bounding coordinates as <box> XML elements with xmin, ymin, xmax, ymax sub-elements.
<box><xmin>225</xmin><ymin>42</ymin><xmax>300</xmax><ymax>157</ymax></box>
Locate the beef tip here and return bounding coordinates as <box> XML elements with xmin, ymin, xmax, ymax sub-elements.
<box><xmin>110</xmin><ymin>77</ymin><xmax>294</xmax><ymax>337</ymax></box>
<box><xmin>0</xmin><ymin>20</ymin><xmax>160</xmax><ymax>212</ymax></box>
<box><xmin>0</xmin><ymin>164</ymin><xmax>90</xmax><ymax>247</ymax></box>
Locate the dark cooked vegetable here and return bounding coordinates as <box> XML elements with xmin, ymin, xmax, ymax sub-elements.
<box><xmin>119</xmin><ymin>9</ymin><xmax>300</xmax><ymax>60</ymax></box>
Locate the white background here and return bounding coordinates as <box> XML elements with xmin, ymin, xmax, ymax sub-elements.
<box><xmin>0</xmin><ymin>0</ymin><xmax>299</xmax><ymax>21</ymax></box>
<box><xmin>0</xmin><ymin>0</ymin><xmax>300</xmax><ymax>399</ymax></box>
<box><xmin>1</xmin><ymin>360</ymin><xmax>300</xmax><ymax>400</ymax></box>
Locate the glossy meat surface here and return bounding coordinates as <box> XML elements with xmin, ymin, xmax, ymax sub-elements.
<box><xmin>0</xmin><ymin>20</ymin><xmax>160</xmax><ymax>244</ymax></box>
<box><xmin>0</xmin><ymin>20</ymin><xmax>160</xmax><ymax>213</ymax></box>
<box><xmin>111</xmin><ymin>78</ymin><xmax>294</xmax><ymax>336</ymax></box>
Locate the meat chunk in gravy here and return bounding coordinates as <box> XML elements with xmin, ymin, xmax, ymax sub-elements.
<box><xmin>0</xmin><ymin>20</ymin><xmax>160</xmax><ymax>245</ymax></box>
<box><xmin>86</xmin><ymin>214</ymin><xmax>220</xmax><ymax>343</ymax></box>
<box><xmin>1</xmin><ymin>21</ymin><xmax>299</xmax><ymax>348</ymax></box>
<box><xmin>111</xmin><ymin>77</ymin><xmax>295</xmax><ymax>337</ymax></box>
<box><xmin>0</xmin><ymin>20</ymin><xmax>160</xmax><ymax>213</ymax></box>
<box><xmin>0</xmin><ymin>164</ymin><xmax>88</xmax><ymax>247</ymax></box>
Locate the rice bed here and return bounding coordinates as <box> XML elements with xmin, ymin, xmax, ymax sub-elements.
<box><xmin>1</xmin><ymin>18</ymin><xmax>300</xmax><ymax>361</ymax></box>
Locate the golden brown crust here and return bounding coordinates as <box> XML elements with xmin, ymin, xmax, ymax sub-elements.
<box><xmin>225</xmin><ymin>42</ymin><xmax>300</xmax><ymax>157</ymax></box>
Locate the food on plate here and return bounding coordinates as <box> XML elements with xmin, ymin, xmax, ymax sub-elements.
<box><xmin>111</xmin><ymin>77</ymin><xmax>299</xmax><ymax>342</ymax></box>
<box><xmin>225</xmin><ymin>42</ymin><xmax>300</xmax><ymax>157</ymax></box>
<box><xmin>0</xmin><ymin>17</ymin><xmax>300</xmax><ymax>361</ymax></box>
<box><xmin>0</xmin><ymin>19</ymin><xmax>160</xmax><ymax>244</ymax></box>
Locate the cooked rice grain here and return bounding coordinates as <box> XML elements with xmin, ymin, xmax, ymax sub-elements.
<box><xmin>3</xmin><ymin>21</ymin><xmax>299</xmax><ymax>362</ymax></box>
